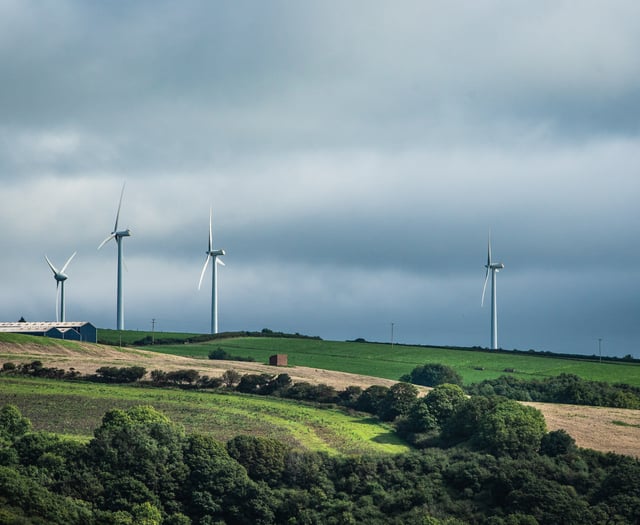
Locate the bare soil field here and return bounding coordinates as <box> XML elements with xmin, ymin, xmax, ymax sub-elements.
<box><xmin>1</xmin><ymin>340</ymin><xmax>639</xmax><ymax>458</ymax></box>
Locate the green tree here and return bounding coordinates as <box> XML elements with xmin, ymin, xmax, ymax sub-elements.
<box><xmin>407</xmin><ymin>363</ymin><xmax>463</xmax><ymax>387</ymax></box>
<box><xmin>356</xmin><ymin>385</ymin><xmax>390</xmax><ymax>414</ymax></box>
<box><xmin>0</xmin><ymin>404</ymin><xmax>31</xmax><ymax>443</ymax></box>
<box><xmin>88</xmin><ymin>406</ymin><xmax>187</xmax><ymax>513</ymax></box>
<box><xmin>540</xmin><ymin>429</ymin><xmax>576</xmax><ymax>457</ymax></box>
<box><xmin>226</xmin><ymin>435</ymin><xmax>289</xmax><ymax>485</ymax></box>
<box><xmin>441</xmin><ymin>395</ymin><xmax>502</xmax><ymax>445</ymax></box>
<box><xmin>476</xmin><ymin>400</ymin><xmax>547</xmax><ymax>457</ymax></box>
<box><xmin>378</xmin><ymin>382</ymin><xmax>419</xmax><ymax>421</ymax></box>
<box><xmin>423</xmin><ymin>384</ymin><xmax>466</xmax><ymax>425</ymax></box>
<box><xmin>181</xmin><ymin>433</ymin><xmax>253</xmax><ymax>523</ymax></box>
<box><xmin>337</xmin><ymin>386</ymin><xmax>363</xmax><ymax>408</ymax></box>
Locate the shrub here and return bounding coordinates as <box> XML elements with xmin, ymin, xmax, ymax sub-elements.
<box><xmin>93</xmin><ymin>366</ymin><xmax>146</xmax><ymax>383</ymax></box>
<box><xmin>407</xmin><ymin>363</ymin><xmax>463</xmax><ymax>387</ymax></box>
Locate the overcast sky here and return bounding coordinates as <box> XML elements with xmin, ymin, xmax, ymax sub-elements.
<box><xmin>1</xmin><ymin>1</ymin><xmax>639</xmax><ymax>357</ymax></box>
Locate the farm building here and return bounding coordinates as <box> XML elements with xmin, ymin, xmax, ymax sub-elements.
<box><xmin>269</xmin><ymin>354</ymin><xmax>288</xmax><ymax>366</ymax></box>
<box><xmin>0</xmin><ymin>322</ymin><xmax>97</xmax><ymax>343</ymax></box>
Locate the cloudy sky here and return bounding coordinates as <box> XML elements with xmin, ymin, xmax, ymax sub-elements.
<box><xmin>1</xmin><ymin>1</ymin><xmax>639</xmax><ymax>357</ymax></box>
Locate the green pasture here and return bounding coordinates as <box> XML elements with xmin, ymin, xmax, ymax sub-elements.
<box><xmin>0</xmin><ymin>376</ymin><xmax>408</xmax><ymax>456</ymax></box>
<box><xmin>145</xmin><ymin>337</ymin><xmax>640</xmax><ymax>386</ymax></box>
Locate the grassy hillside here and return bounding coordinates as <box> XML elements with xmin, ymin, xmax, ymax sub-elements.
<box><xmin>139</xmin><ymin>335</ymin><xmax>640</xmax><ymax>386</ymax></box>
<box><xmin>0</xmin><ymin>375</ymin><xmax>408</xmax><ymax>455</ymax></box>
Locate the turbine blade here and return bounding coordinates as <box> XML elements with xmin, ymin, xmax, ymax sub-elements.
<box><xmin>198</xmin><ymin>256</ymin><xmax>211</xmax><ymax>290</ymax></box>
<box><xmin>487</xmin><ymin>235</ymin><xmax>492</xmax><ymax>267</ymax></box>
<box><xmin>208</xmin><ymin>207</ymin><xmax>213</xmax><ymax>252</ymax></box>
<box><xmin>481</xmin><ymin>268</ymin><xmax>489</xmax><ymax>307</ymax></box>
<box><xmin>44</xmin><ymin>255</ymin><xmax>58</xmax><ymax>275</ymax></box>
<box><xmin>60</xmin><ymin>251</ymin><xmax>77</xmax><ymax>273</ymax></box>
<box><xmin>216</xmin><ymin>258</ymin><xmax>225</xmax><ymax>266</ymax></box>
<box><xmin>98</xmin><ymin>233</ymin><xmax>115</xmax><ymax>250</ymax></box>
<box><xmin>114</xmin><ymin>182</ymin><xmax>126</xmax><ymax>233</ymax></box>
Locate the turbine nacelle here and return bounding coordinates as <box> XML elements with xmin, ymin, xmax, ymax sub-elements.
<box><xmin>45</xmin><ymin>252</ymin><xmax>76</xmax><ymax>283</ymax></box>
<box><xmin>207</xmin><ymin>249</ymin><xmax>225</xmax><ymax>257</ymax></box>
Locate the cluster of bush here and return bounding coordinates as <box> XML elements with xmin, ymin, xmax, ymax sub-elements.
<box><xmin>1</xmin><ymin>402</ymin><xmax>639</xmax><ymax>524</ymax></box>
<box><xmin>0</xmin><ymin>362</ymin><xmax>145</xmax><ymax>384</ymax></box>
<box><xmin>401</xmin><ymin>363</ymin><xmax>640</xmax><ymax>410</ymax></box>
<box><xmin>1</xmin><ymin>361</ymin><xmax>80</xmax><ymax>380</ymax></box>
<box><xmin>465</xmin><ymin>372</ymin><xmax>640</xmax><ymax>409</ymax></box>
<box><xmin>207</xmin><ymin>348</ymin><xmax>255</xmax><ymax>362</ymax></box>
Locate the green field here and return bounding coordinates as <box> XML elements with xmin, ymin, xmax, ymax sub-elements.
<box><xmin>140</xmin><ymin>336</ymin><xmax>640</xmax><ymax>386</ymax></box>
<box><xmin>0</xmin><ymin>375</ymin><xmax>409</xmax><ymax>456</ymax></box>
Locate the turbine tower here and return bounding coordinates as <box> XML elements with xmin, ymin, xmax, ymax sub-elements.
<box><xmin>98</xmin><ymin>183</ymin><xmax>131</xmax><ymax>330</ymax></box>
<box><xmin>44</xmin><ymin>252</ymin><xmax>76</xmax><ymax>322</ymax></box>
<box><xmin>481</xmin><ymin>235</ymin><xmax>504</xmax><ymax>350</ymax></box>
<box><xmin>198</xmin><ymin>207</ymin><xmax>225</xmax><ymax>334</ymax></box>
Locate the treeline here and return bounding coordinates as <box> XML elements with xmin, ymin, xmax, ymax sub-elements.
<box><xmin>464</xmin><ymin>372</ymin><xmax>640</xmax><ymax>409</ymax></box>
<box><xmin>402</xmin><ymin>363</ymin><xmax>640</xmax><ymax>410</ymax></box>
<box><xmin>1</xmin><ymin>403</ymin><xmax>640</xmax><ymax>524</ymax></box>
<box><xmin>100</xmin><ymin>328</ymin><xmax>323</xmax><ymax>347</ymax></box>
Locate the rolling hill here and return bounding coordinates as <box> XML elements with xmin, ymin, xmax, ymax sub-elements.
<box><xmin>0</xmin><ymin>332</ymin><xmax>639</xmax><ymax>457</ymax></box>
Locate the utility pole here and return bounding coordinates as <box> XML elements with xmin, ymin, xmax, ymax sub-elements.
<box><xmin>598</xmin><ymin>337</ymin><xmax>602</xmax><ymax>363</ymax></box>
<box><xmin>151</xmin><ymin>318</ymin><xmax>156</xmax><ymax>345</ymax></box>
<box><xmin>391</xmin><ymin>322</ymin><xmax>395</xmax><ymax>350</ymax></box>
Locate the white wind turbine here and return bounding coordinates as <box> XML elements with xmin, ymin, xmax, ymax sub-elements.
<box><xmin>481</xmin><ymin>235</ymin><xmax>504</xmax><ymax>350</ymax></box>
<box><xmin>98</xmin><ymin>183</ymin><xmax>131</xmax><ymax>330</ymax></box>
<box><xmin>198</xmin><ymin>207</ymin><xmax>225</xmax><ymax>334</ymax></box>
<box><xmin>44</xmin><ymin>251</ymin><xmax>76</xmax><ymax>322</ymax></box>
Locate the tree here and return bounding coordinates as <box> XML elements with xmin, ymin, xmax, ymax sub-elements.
<box><xmin>378</xmin><ymin>383</ymin><xmax>419</xmax><ymax>421</ymax></box>
<box><xmin>88</xmin><ymin>406</ymin><xmax>187</xmax><ymax>513</ymax></box>
<box><xmin>423</xmin><ymin>384</ymin><xmax>467</xmax><ymax>425</ymax></box>
<box><xmin>356</xmin><ymin>385</ymin><xmax>390</xmax><ymax>414</ymax></box>
<box><xmin>226</xmin><ymin>435</ymin><xmax>289</xmax><ymax>485</ymax></box>
<box><xmin>540</xmin><ymin>429</ymin><xmax>576</xmax><ymax>457</ymax></box>
<box><xmin>407</xmin><ymin>363</ymin><xmax>463</xmax><ymax>387</ymax></box>
<box><xmin>0</xmin><ymin>405</ymin><xmax>31</xmax><ymax>443</ymax></box>
<box><xmin>476</xmin><ymin>400</ymin><xmax>547</xmax><ymax>457</ymax></box>
<box><xmin>441</xmin><ymin>395</ymin><xmax>502</xmax><ymax>445</ymax></box>
<box><xmin>181</xmin><ymin>433</ymin><xmax>253</xmax><ymax>523</ymax></box>
<box><xmin>94</xmin><ymin>366</ymin><xmax>146</xmax><ymax>383</ymax></box>
<box><xmin>337</xmin><ymin>386</ymin><xmax>363</xmax><ymax>408</ymax></box>
<box><xmin>221</xmin><ymin>369</ymin><xmax>242</xmax><ymax>388</ymax></box>
<box><xmin>236</xmin><ymin>373</ymin><xmax>274</xmax><ymax>394</ymax></box>
<box><xmin>396</xmin><ymin>401</ymin><xmax>438</xmax><ymax>436</ymax></box>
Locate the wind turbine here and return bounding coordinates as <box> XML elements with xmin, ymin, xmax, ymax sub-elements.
<box><xmin>198</xmin><ymin>207</ymin><xmax>225</xmax><ymax>334</ymax></box>
<box><xmin>98</xmin><ymin>183</ymin><xmax>131</xmax><ymax>330</ymax></box>
<box><xmin>44</xmin><ymin>252</ymin><xmax>76</xmax><ymax>322</ymax></box>
<box><xmin>481</xmin><ymin>234</ymin><xmax>504</xmax><ymax>350</ymax></box>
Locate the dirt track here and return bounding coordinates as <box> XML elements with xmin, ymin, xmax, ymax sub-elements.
<box><xmin>1</xmin><ymin>341</ymin><xmax>639</xmax><ymax>458</ymax></box>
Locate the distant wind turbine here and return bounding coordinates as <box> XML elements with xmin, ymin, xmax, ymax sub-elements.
<box><xmin>44</xmin><ymin>252</ymin><xmax>76</xmax><ymax>322</ymax></box>
<box><xmin>481</xmin><ymin>234</ymin><xmax>504</xmax><ymax>350</ymax></box>
<box><xmin>198</xmin><ymin>207</ymin><xmax>225</xmax><ymax>334</ymax></box>
<box><xmin>98</xmin><ymin>183</ymin><xmax>131</xmax><ymax>330</ymax></box>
